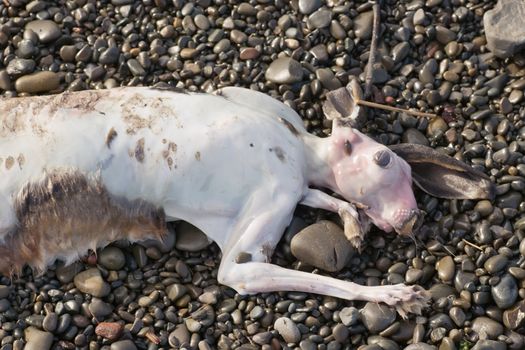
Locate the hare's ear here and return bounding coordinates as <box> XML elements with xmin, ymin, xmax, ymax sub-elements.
<box><xmin>390</xmin><ymin>143</ymin><xmax>495</xmax><ymax>200</ymax></box>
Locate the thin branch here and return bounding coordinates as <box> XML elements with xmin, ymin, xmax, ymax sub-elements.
<box><xmin>355</xmin><ymin>99</ymin><xmax>438</xmax><ymax>118</ymax></box>
<box><xmin>462</xmin><ymin>238</ymin><xmax>483</xmax><ymax>251</ymax></box>
<box><xmin>364</xmin><ymin>1</ymin><xmax>381</xmax><ymax>99</ymax></box>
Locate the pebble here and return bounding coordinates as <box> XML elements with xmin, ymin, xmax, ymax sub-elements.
<box><xmin>15</xmin><ymin>71</ymin><xmax>60</xmax><ymax>93</ymax></box>
<box><xmin>484</xmin><ymin>0</ymin><xmax>525</xmax><ymax>58</ymax></box>
<box><xmin>354</xmin><ymin>11</ymin><xmax>374</xmax><ymax>40</ymax></box>
<box><xmin>265</xmin><ymin>57</ymin><xmax>303</xmax><ymax>84</ymax></box>
<box><xmin>291</xmin><ymin>220</ymin><xmax>354</xmax><ymax>272</ymax></box>
<box><xmin>471</xmin><ymin>340</ymin><xmax>506</xmax><ymax>350</ymax></box>
<box><xmin>298</xmin><ymin>0</ymin><xmax>321</xmax><ymax>14</ymax></box>
<box><xmin>169</xmin><ymin>324</ymin><xmax>190</xmax><ymax>347</ymax></box>
<box><xmin>491</xmin><ymin>274</ymin><xmax>518</xmax><ymax>309</ymax></box>
<box><xmin>361</xmin><ymin>303</ymin><xmax>396</xmax><ymax>333</ymax></box>
<box><xmin>111</xmin><ymin>340</ymin><xmax>137</xmax><ymax>350</ymax></box>
<box><xmin>6</xmin><ymin>58</ymin><xmax>35</xmax><ymax>76</ymax></box>
<box><xmin>98</xmin><ymin>246</ymin><xmax>126</xmax><ymax>270</ymax></box>
<box><xmin>274</xmin><ymin>317</ymin><xmax>301</xmax><ymax>344</ymax></box>
<box><xmin>175</xmin><ymin>222</ymin><xmax>211</xmax><ymax>251</ymax></box>
<box><xmin>25</xmin><ymin>20</ymin><xmax>61</xmax><ymax>44</ymax></box>
<box><xmin>339</xmin><ymin>307</ymin><xmax>360</xmax><ymax>326</ymax></box>
<box><xmin>95</xmin><ymin>322</ymin><xmax>124</xmax><ymax>341</ymax></box>
<box><xmin>73</xmin><ymin>268</ymin><xmax>110</xmax><ymax>297</ymax></box>
<box><xmin>471</xmin><ymin>317</ymin><xmax>504</xmax><ymax>339</ymax></box>
<box><xmin>308</xmin><ymin>8</ymin><xmax>332</xmax><ymax>29</ymax></box>
<box><xmin>503</xmin><ymin>300</ymin><xmax>525</xmax><ymax>329</ymax></box>
<box><xmin>89</xmin><ymin>298</ymin><xmax>113</xmax><ymax>318</ymax></box>
<box><xmin>436</xmin><ymin>256</ymin><xmax>454</xmax><ymax>282</ymax></box>
<box><xmin>42</xmin><ymin>313</ymin><xmax>58</xmax><ymax>332</ymax></box>
<box><xmin>24</xmin><ymin>327</ymin><xmax>53</xmax><ymax>350</ymax></box>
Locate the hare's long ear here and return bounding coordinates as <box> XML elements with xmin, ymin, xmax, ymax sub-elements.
<box><xmin>390</xmin><ymin>143</ymin><xmax>495</xmax><ymax>200</ymax></box>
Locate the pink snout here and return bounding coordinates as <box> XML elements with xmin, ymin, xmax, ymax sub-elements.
<box><xmin>392</xmin><ymin>208</ymin><xmax>424</xmax><ymax>236</ymax></box>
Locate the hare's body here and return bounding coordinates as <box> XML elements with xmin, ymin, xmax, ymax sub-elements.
<box><xmin>0</xmin><ymin>86</ymin><xmax>493</xmax><ymax>316</ymax></box>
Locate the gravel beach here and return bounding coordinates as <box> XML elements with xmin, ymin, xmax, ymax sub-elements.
<box><xmin>1</xmin><ymin>0</ymin><xmax>525</xmax><ymax>349</ymax></box>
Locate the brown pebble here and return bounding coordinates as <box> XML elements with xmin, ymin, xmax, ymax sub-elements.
<box><xmin>95</xmin><ymin>322</ymin><xmax>124</xmax><ymax>341</ymax></box>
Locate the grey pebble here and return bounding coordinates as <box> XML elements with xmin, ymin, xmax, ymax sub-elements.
<box><xmin>73</xmin><ymin>268</ymin><xmax>110</xmax><ymax>297</ymax></box>
<box><xmin>471</xmin><ymin>316</ymin><xmax>504</xmax><ymax>339</ymax></box>
<box><xmin>491</xmin><ymin>274</ymin><xmax>518</xmax><ymax>309</ymax></box>
<box><xmin>127</xmin><ymin>59</ymin><xmax>146</xmax><ymax>76</ymax></box>
<box><xmin>0</xmin><ymin>70</ymin><xmax>12</xmax><ymax>90</ymax></box>
<box><xmin>175</xmin><ymin>221</ymin><xmax>211</xmax><ymax>252</ymax></box>
<box><xmin>110</xmin><ymin>340</ymin><xmax>137</xmax><ymax>350</ymax></box>
<box><xmin>484</xmin><ymin>254</ymin><xmax>508</xmax><ymax>274</ymax></box>
<box><xmin>308</xmin><ymin>8</ymin><xmax>332</xmax><ymax>29</ymax></box>
<box><xmin>354</xmin><ymin>11</ymin><xmax>373</xmax><ymax>40</ymax></box>
<box><xmin>291</xmin><ymin>220</ymin><xmax>354</xmax><ymax>272</ymax></box>
<box><xmin>166</xmin><ymin>283</ymin><xmax>187</xmax><ymax>301</ymax></box>
<box><xmin>436</xmin><ymin>256</ymin><xmax>454</xmax><ymax>282</ymax></box>
<box><xmin>404</xmin><ymin>344</ymin><xmax>436</xmax><ymax>350</ymax></box>
<box><xmin>265</xmin><ymin>57</ymin><xmax>303</xmax><ymax>84</ymax></box>
<box><xmin>98</xmin><ymin>246</ymin><xmax>126</xmax><ymax>270</ymax></box>
<box><xmin>42</xmin><ymin>313</ymin><xmax>58</xmax><ymax>332</ymax></box>
<box><xmin>169</xmin><ymin>324</ymin><xmax>190</xmax><ymax>347</ymax></box>
<box><xmin>25</xmin><ymin>20</ymin><xmax>61</xmax><ymax>44</ymax></box>
<box><xmin>299</xmin><ymin>0</ymin><xmax>321</xmax><ymax>15</ymax></box>
<box><xmin>361</xmin><ymin>303</ymin><xmax>396</xmax><ymax>333</ymax></box>
<box><xmin>339</xmin><ymin>306</ymin><xmax>359</xmax><ymax>326</ymax></box>
<box><xmin>88</xmin><ymin>298</ymin><xmax>113</xmax><ymax>318</ymax></box>
<box><xmin>24</xmin><ymin>327</ymin><xmax>53</xmax><ymax>350</ymax></box>
<box><xmin>274</xmin><ymin>317</ymin><xmax>301</xmax><ymax>344</ymax></box>
<box><xmin>15</xmin><ymin>71</ymin><xmax>60</xmax><ymax>93</ymax></box>
<box><xmin>6</xmin><ymin>58</ymin><xmax>35</xmax><ymax>76</ymax></box>
<box><xmin>0</xmin><ymin>285</ymin><xmax>10</xmax><ymax>299</ymax></box>
<box><xmin>484</xmin><ymin>0</ymin><xmax>525</xmax><ymax>58</ymax></box>
<box><xmin>471</xmin><ymin>340</ymin><xmax>506</xmax><ymax>350</ymax></box>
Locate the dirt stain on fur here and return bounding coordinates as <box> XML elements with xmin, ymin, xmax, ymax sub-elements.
<box><xmin>0</xmin><ymin>170</ymin><xmax>166</xmax><ymax>276</ymax></box>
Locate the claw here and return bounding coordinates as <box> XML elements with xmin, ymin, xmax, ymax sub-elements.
<box><xmin>339</xmin><ymin>208</ymin><xmax>364</xmax><ymax>251</ymax></box>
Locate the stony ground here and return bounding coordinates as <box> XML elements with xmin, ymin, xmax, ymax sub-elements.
<box><xmin>1</xmin><ymin>0</ymin><xmax>525</xmax><ymax>349</ymax></box>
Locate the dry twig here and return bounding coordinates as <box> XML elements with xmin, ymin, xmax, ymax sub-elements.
<box><xmin>364</xmin><ymin>1</ymin><xmax>381</xmax><ymax>99</ymax></box>
<box><xmin>355</xmin><ymin>99</ymin><xmax>438</xmax><ymax>118</ymax></box>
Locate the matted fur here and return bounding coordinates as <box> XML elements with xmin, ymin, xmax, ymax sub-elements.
<box><xmin>0</xmin><ymin>169</ymin><xmax>166</xmax><ymax>276</ymax></box>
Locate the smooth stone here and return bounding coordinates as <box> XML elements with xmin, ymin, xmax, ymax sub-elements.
<box><xmin>0</xmin><ymin>70</ymin><xmax>11</xmax><ymax>90</ymax></box>
<box><xmin>6</xmin><ymin>58</ymin><xmax>35</xmax><ymax>76</ymax></box>
<box><xmin>111</xmin><ymin>340</ymin><xmax>137</xmax><ymax>350</ymax></box>
<box><xmin>25</xmin><ymin>20</ymin><xmax>61</xmax><ymax>44</ymax></box>
<box><xmin>0</xmin><ymin>299</ymin><xmax>9</xmax><ymax>313</ymax></box>
<box><xmin>316</xmin><ymin>68</ymin><xmax>342</xmax><ymax>90</ymax></box>
<box><xmin>436</xmin><ymin>256</ymin><xmax>455</xmax><ymax>282</ymax></box>
<box><xmin>166</xmin><ymin>283</ymin><xmax>187</xmax><ymax>301</ymax></box>
<box><xmin>89</xmin><ymin>298</ymin><xmax>113</xmax><ymax>318</ymax></box>
<box><xmin>361</xmin><ymin>303</ymin><xmax>396</xmax><ymax>333</ymax></box>
<box><xmin>404</xmin><ymin>343</ymin><xmax>436</xmax><ymax>350</ymax></box>
<box><xmin>0</xmin><ymin>285</ymin><xmax>10</xmax><ymax>299</ymax></box>
<box><xmin>274</xmin><ymin>317</ymin><xmax>301</xmax><ymax>344</ymax></box>
<box><xmin>73</xmin><ymin>268</ymin><xmax>111</xmax><ymax>297</ymax></box>
<box><xmin>435</xmin><ymin>25</ymin><xmax>456</xmax><ymax>44</ymax></box>
<box><xmin>471</xmin><ymin>340</ymin><xmax>506</xmax><ymax>350</ymax></box>
<box><xmin>24</xmin><ymin>327</ymin><xmax>53</xmax><ymax>350</ymax></box>
<box><xmin>308</xmin><ymin>8</ymin><xmax>332</xmax><ymax>29</ymax></box>
<box><xmin>168</xmin><ymin>324</ymin><xmax>190</xmax><ymax>347</ymax></box>
<box><xmin>42</xmin><ymin>313</ymin><xmax>58</xmax><ymax>332</ymax></box>
<box><xmin>413</xmin><ymin>8</ymin><xmax>426</xmax><ymax>25</ymax></box>
<box><xmin>484</xmin><ymin>0</ymin><xmax>525</xmax><ymax>58</ymax></box>
<box><xmin>449</xmin><ymin>307</ymin><xmax>466</xmax><ymax>327</ymax></box>
<box><xmin>419</xmin><ymin>59</ymin><xmax>437</xmax><ymax>84</ymax></box>
<box><xmin>15</xmin><ymin>71</ymin><xmax>60</xmax><ymax>93</ymax></box>
<box><xmin>427</xmin><ymin>117</ymin><xmax>447</xmax><ymax>138</ymax></box>
<box><xmin>429</xmin><ymin>284</ymin><xmax>456</xmax><ymax>301</ymax></box>
<box><xmin>265</xmin><ymin>57</ymin><xmax>303</xmax><ymax>84</ymax></box>
<box><xmin>491</xmin><ymin>274</ymin><xmax>518</xmax><ymax>309</ymax></box>
<box><xmin>402</xmin><ymin>129</ymin><xmax>429</xmax><ymax>146</ymax></box>
<box><xmin>96</xmin><ymin>322</ymin><xmax>124</xmax><ymax>341</ymax></box>
<box><xmin>332</xmin><ymin>323</ymin><xmax>348</xmax><ymax>343</ymax></box>
<box><xmin>127</xmin><ymin>59</ymin><xmax>146</xmax><ymax>76</ymax></box>
<box><xmin>471</xmin><ymin>317</ymin><xmax>504</xmax><ymax>339</ymax></box>
<box><xmin>175</xmin><ymin>221</ymin><xmax>211</xmax><ymax>252</ymax></box>
<box><xmin>497</xmin><ymin>191</ymin><xmax>522</xmax><ymax>209</ymax></box>
<box><xmin>392</xmin><ymin>42</ymin><xmax>410</xmax><ymax>62</ymax></box>
<box><xmin>56</xmin><ymin>262</ymin><xmax>83</xmax><ymax>284</ymax></box>
<box><xmin>503</xmin><ymin>300</ymin><xmax>525</xmax><ymax>329</ymax></box>
<box><xmin>291</xmin><ymin>220</ymin><xmax>354</xmax><ymax>272</ymax></box>
<box><xmin>354</xmin><ymin>11</ymin><xmax>374</xmax><ymax>40</ymax></box>
<box><xmin>509</xmin><ymin>90</ymin><xmax>523</xmax><ymax>104</ymax></box>
<box><xmin>339</xmin><ymin>306</ymin><xmax>359</xmax><ymax>326</ymax></box>
<box><xmin>298</xmin><ymin>0</ymin><xmax>321</xmax><ymax>14</ymax></box>
<box><xmin>99</xmin><ymin>47</ymin><xmax>120</xmax><ymax>65</ymax></box>
<box><xmin>484</xmin><ymin>254</ymin><xmax>508</xmax><ymax>274</ymax></box>
<box><xmin>454</xmin><ymin>271</ymin><xmax>476</xmax><ymax>292</ymax></box>
<box><xmin>98</xmin><ymin>246</ymin><xmax>126</xmax><ymax>270</ymax></box>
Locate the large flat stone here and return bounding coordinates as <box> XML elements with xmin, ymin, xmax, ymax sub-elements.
<box><xmin>484</xmin><ymin>0</ymin><xmax>525</xmax><ymax>58</ymax></box>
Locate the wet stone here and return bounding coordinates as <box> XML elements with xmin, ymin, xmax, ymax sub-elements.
<box><xmin>491</xmin><ymin>274</ymin><xmax>518</xmax><ymax>309</ymax></box>
<box><xmin>0</xmin><ymin>70</ymin><xmax>11</xmax><ymax>90</ymax></box>
<box><xmin>471</xmin><ymin>340</ymin><xmax>506</xmax><ymax>350</ymax></box>
<box><xmin>42</xmin><ymin>313</ymin><xmax>58</xmax><ymax>332</ymax></box>
<box><xmin>299</xmin><ymin>0</ymin><xmax>321</xmax><ymax>14</ymax></box>
<box><xmin>95</xmin><ymin>322</ymin><xmax>124</xmax><ymax>341</ymax></box>
<box><xmin>15</xmin><ymin>71</ymin><xmax>60</xmax><ymax>93</ymax></box>
<box><xmin>405</xmin><ymin>343</ymin><xmax>437</xmax><ymax>350</ymax></box>
<box><xmin>308</xmin><ymin>8</ymin><xmax>332</xmax><ymax>29</ymax></box>
<box><xmin>291</xmin><ymin>221</ymin><xmax>354</xmax><ymax>272</ymax></box>
<box><xmin>274</xmin><ymin>317</ymin><xmax>301</xmax><ymax>344</ymax></box>
<box><xmin>6</xmin><ymin>58</ymin><xmax>35</xmax><ymax>76</ymax></box>
<box><xmin>265</xmin><ymin>57</ymin><xmax>303</xmax><ymax>84</ymax></box>
<box><xmin>361</xmin><ymin>303</ymin><xmax>396</xmax><ymax>333</ymax></box>
<box><xmin>484</xmin><ymin>254</ymin><xmax>508</xmax><ymax>274</ymax></box>
<box><xmin>503</xmin><ymin>300</ymin><xmax>525</xmax><ymax>329</ymax></box>
<box><xmin>24</xmin><ymin>327</ymin><xmax>53</xmax><ymax>350</ymax></box>
<box><xmin>402</xmin><ymin>128</ymin><xmax>429</xmax><ymax>145</ymax></box>
<box><xmin>339</xmin><ymin>306</ymin><xmax>359</xmax><ymax>326</ymax></box>
<box><xmin>436</xmin><ymin>256</ymin><xmax>455</xmax><ymax>282</ymax></box>
<box><xmin>175</xmin><ymin>221</ymin><xmax>211</xmax><ymax>251</ymax></box>
<box><xmin>56</xmin><ymin>262</ymin><xmax>83</xmax><ymax>284</ymax></box>
<box><xmin>110</xmin><ymin>340</ymin><xmax>137</xmax><ymax>350</ymax></box>
<box><xmin>484</xmin><ymin>0</ymin><xmax>525</xmax><ymax>58</ymax></box>
<box><xmin>89</xmin><ymin>298</ymin><xmax>113</xmax><ymax>318</ymax></box>
<box><xmin>169</xmin><ymin>324</ymin><xmax>190</xmax><ymax>347</ymax></box>
<box><xmin>354</xmin><ymin>11</ymin><xmax>374</xmax><ymax>40</ymax></box>
<box><xmin>471</xmin><ymin>317</ymin><xmax>504</xmax><ymax>339</ymax></box>
<box><xmin>73</xmin><ymin>268</ymin><xmax>110</xmax><ymax>297</ymax></box>
<box><xmin>25</xmin><ymin>20</ymin><xmax>61</xmax><ymax>44</ymax></box>
<box><xmin>98</xmin><ymin>246</ymin><xmax>125</xmax><ymax>270</ymax></box>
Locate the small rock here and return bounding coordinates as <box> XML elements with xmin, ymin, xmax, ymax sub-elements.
<box><xmin>471</xmin><ymin>317</ymin><xmax>504</xmax><ymax>339</ymax></box>
<box><xmin>98</xmin><ymin>246</ymin><xmax>126</xmax><ymax>270</ymax></box>
<box><xmin>25</xmin><ymin>20</ymin><xmax>61</xmax><ymax>43</ymax></box>
<box><xmin>56</xmin><ymin>262</ymin><xmax>83</xmax><ymax>284</ymax></box>
<box><xmin>436</xmin><ymin>256</ymin><xmax>455</xmax><ymax>282</ymax></box>
<box><xmin>471</xmin><ymin>340</ymin><xmax>506</xmax><ymax>350</ymax></box>
<box><xmin>503</xmin><ymin>300</ymin><xmax>525</xmax><ymax>330</ymax></box>
<box><xmin>0</xmin><ymin>285</ymin><xmax>10</xmax><ymax>299</ymax></box>
<box><xmin>111</xmin><ymin>340</ymin><xmax>137</xmax><ymax>350</ymax></box>
<box><xmin>298</xmin><ymin>0</ymin><xmax>321</xmax><ymax>14</ymax></box>
<box><xmin>6</xmin><ymin>58</ymin><xmax>35</xmax><ymax>76</ymax></box>
<box><xmin>15</xmin><ymin>71</ymin><xmax>60</xmax><ymax>93</ymax></box>
<box><xmin>339</xmin><ymin>307</ymin><xmax>360</xmax><ymax>326</ymax></box>
<box><xmin>484</xmin><ymin>254</ymin><xmax>508</xmax><ymax>274</ymax></box>
<box><xmin>166</xmin><ymin>283</ymin><xmax>187</xmax><ymax>301</ymax></box>
<box><xmin>354</xmin><ymin>11</ymin><xmax>373</xmax><ymax>40</ymax></box>
<box><xmin>175</xmin><ymin>221</ymin><xmax>211</xmax><ymax>251</ymax></box>
<box><xmin>308</xmin><ymin>8</ymin><xmax>332</xmax><ymax>29</ymax></box>
<box><xmin>484</xmin><ymin>0</ymin><xmax>525</xmax><ymax>58</ymax></box>
<box><xmin>95</xmin><ymin>322</ymin><xmax>124</xmax><ymax>341</ymax></box>
<box><xmin>168</xmin><ymin>324</ymin><xmax>190</xmax><ymax>347</ymax></box>
<box><xmin>491</xmin><ymin>274</ymin><xmax>518</xmax><ymax>309</ymax></box>
<box><xmin>265</xmin><ymin>57</ymin><xmax>303</xmax><ymax>84</ymax></box>
<box><xmin>291</xmin><ymin>221</ymin><xmax>354</xmax><ymax>272</ymax></box>
<box><xmin>24</xmin><ymin>327</ymin><xmax>53</xmax><ymax>350</ymax></box>
<box><xmin>361</xmin><ymin>302</ymin><xmax>396</xmax><ymax>333</ymax></box>
<box><xmin>274</xmin><ymin>317</ymin><xmax>301</xmax><ymax>344</ymax></box>
<box><xmin>42</xmin><ymin>313</ymin><xmax>58</xmax><ymax>332</ymax></box>
<box><xmin>89</xmin><ymin>298</ymin><xmax>113</xmax><ymax>318</ymax></box>
<box><xmin>74</xmin><ymin>268</ymin><xmax>111</xmax><ymax>297</ymax></box>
